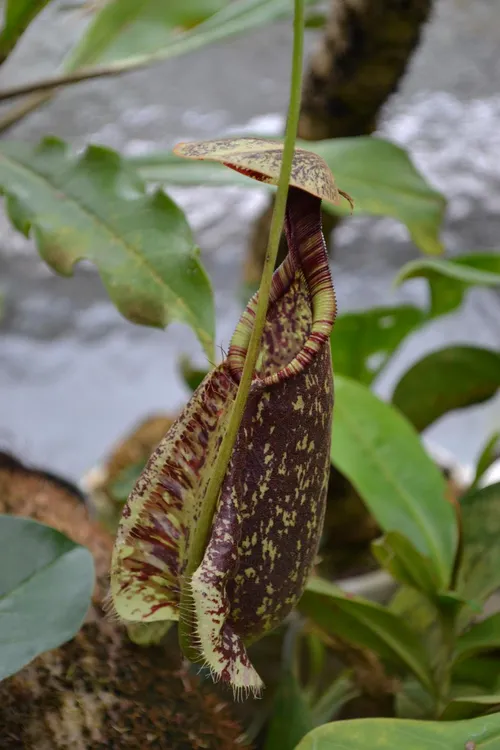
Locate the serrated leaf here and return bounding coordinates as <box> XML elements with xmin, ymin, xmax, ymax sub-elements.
<box><xmin>392</xmin><ymin>346</ymin><xmax>500</xmax><ymax>432</ymax></box>
<box><xmin>396</xmin><ymin>253</ymin><xmax>500</xmax><ymax>317</ymax></box>
<box><xmin>0</xmin><ymin>514</ymin><xmax>94</xmax><ymax>681</ymax></box>
<box><xmin>456</xmin><ymin>483</ymin><xmax>500</xmax><ymax>605</ymax></box>
<box><xmin>0</xmin><ymin>0</ymin><xmax>51</xmax><ymax>62</ymax></box>
<box><xmin>0</xmin><ymin>137</ymin><xmax>214</xmax><ymax>357</ymax></box>
<box><xmin>331</xmin><ymin>375</ymin><xmax>458</xmax><ymax>588</ymax></box>
<box><xmin>295</xmin><ymin>712</ymin><xmax>500</xmax><ymax>749</ymax></box>
<box><xmin>130</xmin><ymin>135</ymin><xmax>445</xmax><ymax>255</ymax></box>
<box><xmin>300</xmin><ymin>577</ymin><xmax>434</xmax><ymax>693</ymax></box>
<box><xmin>331</xmin><ymin>305</ymin><xmax>424</xmax><ymax>385</ymax></box>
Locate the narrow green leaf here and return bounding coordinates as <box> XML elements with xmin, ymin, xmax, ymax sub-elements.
<box><xmin>452</xmin><ymin>657</ymin><xmax>500</xmax><ymax>693</ymax></box>
<box><xmin>0</xmin><ymin>0</ymin><xmax>51</xmax><ymax>61</ymax></box>
<box><xmin>396</xmin><ymin>253</ymin><xmax>500</xmax><ymax>317</ymax></box>
<box><xmin>392</xmin><ymin>346</ymin><xmax>500</xmax><ymax>432</ymax></box>
<box><xmin>179</xmin><ymin>356</ymin><xmax>210</xmax><ymax>393</ymax></box>
<box><xmin>130</xmin><ymin>136</ymin><xmax>446</xmax><ymax>256</ymax></box>
<box><xmin>295</xmin><ymin>712</ymin><xmax>500</xmax><ymax>749</ymax></box>
<box><xmin>108</xmin><ymin>461</ymin><xmax>145</xmax><ymax>504</ymax></box>
<box><xmin>0</xmin><ymin>515</ymin><xmax>94</xmax><ymax>681</ymax></box>
<box><xmin>456</xmin><ymin>613</ymin><xmax>500</xmax><ymax>664</ymax></box>
<box><xmin>372</xmin><ymin>532</ymin><xmax>440</xmax><ymax>596</ymax></box>
<box><xmin>300</xmin><ymin>577</ymin><xmax>434</xmax><ymax>693</ymax></box>
<box><xmin>0</xmin><ymin>137</ymin><xmax>215</xmax><ymax>358</ymax></box>
<box><xmin>395</xmin><ymin>678</ymin><xmax>435</xmax><ymax>720</ymax></box>
<box><xmin>65</xmin><ymin>0</ymin><xmax>227</xmax><ymax>69</ymax></box>
<box><xmin>65</xmin><ymin>0</ymin><xmax>317</xmax><ymax>70</ymax></box>
<box><xmin>456</xmin><ymin>483</ymin><xmax>500</xmax><ymax>605</ymax></box>
<box><xmin>331</xmin><ymin>375</ymin><xmax>457</xmax><ymax>588</ymax></box>
<box><xmin>331</xmin><ymin>305</ymin><xmax>424</xmax><ymax>385</ymax></box>
<box><xmin>471</xmin><ymin>432</ymin><xmax>500</xmax><ymax>489</ymax></box>
<box><xmin>264</xmin><ymin>669</ymin><xmax>314</xmax><ymax>750</ymax></box>
<box><xmin>311</xmin><ymin>673</ymin><xmax>359</xmax><ymax>726</ymax></box>
<box><xmin>441</xmin><ymin>695</ymin><xmax>500</xmax><ymax>722</ymax></box>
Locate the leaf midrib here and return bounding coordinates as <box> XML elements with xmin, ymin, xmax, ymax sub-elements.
<box><xmin>334</xmin><ymin>393</ymin><xmax>449</xmax><ymax>585</ymax></box>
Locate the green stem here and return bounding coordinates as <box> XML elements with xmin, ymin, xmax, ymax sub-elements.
<box><xmin>178</xmin><ymin>0</ymin><xmax>306</xmax><ymax>659</ymax></box>
<box><xmin>434</xmin><ymin>607</ymin><xmax>457</xmax><ymax>717</ymax></box>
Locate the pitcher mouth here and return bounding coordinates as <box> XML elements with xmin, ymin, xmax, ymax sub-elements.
<box><xmin>227</xmin><ymin>187</ymin><xmax>336</xmax><ymax>388</ymax></box>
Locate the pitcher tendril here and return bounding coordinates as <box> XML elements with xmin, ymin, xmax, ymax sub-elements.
<box><xmin>109</xmin><ymin>136</ymin><xmax>353</xmax><ymax>696</ymax></box>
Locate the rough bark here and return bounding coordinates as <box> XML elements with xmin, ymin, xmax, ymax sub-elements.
<box><xmin>246</xmin><ymin>0</ymin><xmax>433</xmax><ymax>287</ymax></box>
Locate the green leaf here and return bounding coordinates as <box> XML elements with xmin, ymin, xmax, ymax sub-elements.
<box><xmin>396</xmin><ymin>253</ymin><xmax>500</xmax><ymax>317</ymax></box>
<box><xmin>108</xmin><ymin>461</ymin><xmax>145</xmax><ymax>504</ymax></box>
<box><xmin>331</xmin><ymin>375</ymin><xmax>458</xmax><ymax>588</ymax></box>
<box><xmin>372</xmin><ymin>532</ymin><xmax>440</xmax><ymax>596</ymax></box>
<box><xmin>130</xmin><ymin>136</ymin><xmax>446</xmax><ymax>255</ymax></box>
<box><xmin>392</xmin><ymin>346</ymin><xmax>500</xmax><ymax>432</ymax></box>
<box><xmin>441</xmin><ymin>695</ymin><xmax>500</xmax><ymax>722</ymax></box>
<box><xmin>0</xmin><ymin>515</ymin><xmax>94</xmax><ymax>681</ymax></box>
<box><xmin>65</xmin><ymin>0</ymin><xmax>227</xmax><ymax>69</ymax></box>
<box><xmin>311</xmin><ymin>673</ymin><xmax>359</xmax><ymax>726</ymax></box>
<box><xmin>452</xmin><ymin>656</ymin><xmax>500</xmax><ymax>693</ymax></box>
<box><xmin>300</xmin><ymin>577</ymin><xmax>434</xmax><ymax>693</ymax></box>
<box><xmin>295</xmin><ymin>712</ymin><xmax>500</xmax><ymax>749</ymax></box>
<box><xmin>264</xmin><ymin>669</ymin><xmax>314</xmax><ymax>750</ymax></box>
<box><xmin>331</xmin><ymin>305</ymin><xmax>424</xmax><ymax>385</ymax></box>
<box><xmin>456</xmin><ymin>613</ymin><xmax>500</xmax><ymax>664</ymax></box>
<box><xmin>312</xmin><ymin>138</ymin><xmax>445</xmax><ymax>255</ymax></box>
<box><xmin>471</xmin><ymin>432</ymin><xmax>500</xmax><ymax>489</ymax></box>
<box><xmin>395</xmin><ymin>678</ymin><xmax>435</xmax><ymax>720</ymax></box>
<box><xmin>65</xmin><ymin>0</ymin><xmax>316</xmax><ymax>69</ymax></box>
<box><xmin>179</xmin><ymin>356</ymin><xmax>210</xmax><ymax>393</ymax></box>
<box><xmin>0</xmin><ymin>0</ymin><xmax>51</xmax><ymax>61</ymax></box>
<box><xmin>0</xmin><ymin>137</ymin><xmax>214</xmax><ymax>358</ymax></box>
<box><xmin>456</xmin><ymin>483</ymin><xmax>500</xmax><ymax>605</ymax></box>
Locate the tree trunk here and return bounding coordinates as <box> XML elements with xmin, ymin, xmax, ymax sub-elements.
<box><xmin>245</xmin><ymin>0</ymin><xmax>433</xmax><ymax>287</ymax></box>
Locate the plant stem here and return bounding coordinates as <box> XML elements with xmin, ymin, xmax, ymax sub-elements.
<box><xmin>0</xmin><ymin>92</ymin><xmax>52</xmax><ymax>135</ymax></box>
<box><xmin>178</xmin><ymin>0</ymin><xmax>306</xmax><ymax>659</ymax></box>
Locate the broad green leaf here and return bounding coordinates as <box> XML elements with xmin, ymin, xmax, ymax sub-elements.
<box><xmin>65</xmin><ymin>0</ymin><xmax>318</xmax><ymax>69</ymax></box>
<box><xmin>456</xmin><ymin>613</ymin><xmax>500</xmax><ymax>664</ymax></box>
<box><xmin>0</xmin><ymin>515</ymin><xmax>94</xmax><ymax>681</ymax></box>
<box><xmin>456</xmin><ymin>483</ymin><xmax>500</xmax><ymax>605</ymax></box>
<box><xmin>331</xmin><ymin>375</ymin><xmax>457</xmax><ymax>588</ymax></box>
<box><xmin>396</xmin><ymin>253</ymin><xmax>500</xmax><ymax>317</ymax></box>
<box><xmin>264</xmin><ymin>669</ymin><xmax>314</xmax><ymax>750</ymax></box>
<box><xmin>0</xmin><ymin>137</ymin><xmax>214</xmax><ymax>358</ymax></box>
<box><xmin>295</xmin><ymin>712</ymin><xmax>500</xmax><ymax>749</ymax></box>
<box><xmin>130</xmin><ymin>136</ymin><xmax>445</xmax><ymax>255</ymax></box>
<box><xmin>331</xmin><ymin>305</ymin><xmax>424</xmax><ymax>385</ymax></box>
<box><xmin>300</xmin><ymin>577</ymin><xmax>434</xmax><ymax>693</ymax></box>
<box><xmin>0</xmin><ymin>0</ymin><xmax>50</xmax><ymax>61</ymax></box>
<box><xmin>392</xmin><ymin>346</ymin><xmax>500</xmax><ymax>432</ymax></box>
<box><xmin>372</xmin><ymin>532</ymin><xmax>440</xmax><ymax>596</ymax></box>
<box><xmin>65</xmin><ymin>0</ymin><xmax>227</xmax><ymax>69</ymax></box>
<box><xmin>471</xmin><ymin>432</ymin><xmax>500</xmax><ymax>489</ymax></box>
<box><xmin>441</xmin><ymin>695</ymin><xmax>500</xmax><ymax>722</ymax></box>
